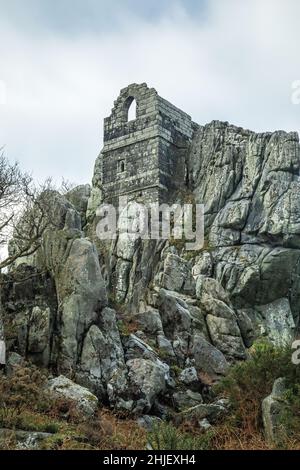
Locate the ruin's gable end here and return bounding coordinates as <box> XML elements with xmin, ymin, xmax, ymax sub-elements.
<box><xmin>101</xmin><ymin>83</ymin><xmax>194</xmax><ymax>204</ymax></box>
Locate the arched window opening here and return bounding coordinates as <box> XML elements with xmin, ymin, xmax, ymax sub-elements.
<box><xmin>118</xmin><ymin>160</ymin><xmax>125</xmax><ymax>173</ymax></box>
<box><xmin>124</xmin><ymin>96</ymin><xmax>137</xmax><ymax>122</ymax></box>
<box><xmin>127</xmin><ymin>99</ymin><xmax>136</xmax><ymax>121</ymax></box>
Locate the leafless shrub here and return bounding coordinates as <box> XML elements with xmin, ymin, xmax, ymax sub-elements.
<box><xmin>0</xmin><ymin>151</ymin><xmax>58</xmax><ymax>270</ymax></box>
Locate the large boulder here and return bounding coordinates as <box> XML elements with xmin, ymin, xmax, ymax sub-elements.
<box><xmin>77</xmin><ymin>308</ymin><xmax>126</xmax><ymax>400</ymax></box>
<box><xmin>65</xmin><ymin>184</ymin><xmax>91</xmax><ymax>227</ymax></box>
<box><xmin>196</xmin><ymin>276</ymin><xmax>246</xmax><ymax>359</ymax></box>
<box><xmin>123</xmin><ymin>334</ymin><xmax>159</xmax><ymax>363</ymax></box>
<box><xmin>53</xmin><ymin>237</ymin><xmax>108</xmax><ymax>372</ymax></box>
<box><xmin>262</xmin><ymin>378</ymin><xmax>288</xmax><ymax>443</ymax></box>
<box><xmin>206</xmin><ymin>314</ymin><xmax>246</xmax><ymax>359</ymax></box>
<box><xmin>157</xmin><ymin>289</ymin><xmax>193</xmax><ymax>362</ymax></box>
<box><xmin>192</xmin><ymin>334</ymin><xmax>229</xmax><ymax>377</ymax></box>
<box><xmin>180</xmin><ymin>401</ymin><xmax>228</xmax><ymax>423</ymax></box>
<box><xmin>47</xmin><ymin>375</ymin><xmax>99</xmax><ymax>417</ymax></box>
<box><xmin>0</xmin><ymin>429</ymin><xmax>52</xmax><ymax>450</ymax></box>
<box><xmin>158</xmin><ymin>289</ymin><xmax>191</xmax><ymax>338</ymax></box>
<box><xmin>179</xmin><ymin>367</ymin><xmax>198</xmax><ymax>386</ymax></box>
<box><xmin>160</xmin><ymin>254</ymin><xmax>195</xmax><ymax>295</ymax></box>
<box><xmin>237</xmin><ymin>299</ymin><xmax>296</xmax><ymax>348</ymax></box>
<box><xmin>172</xmin><ymin>390</ymin><xmax>203</xmax><ymax>411</ymax></box>
<box><xmin>135</xmin><ymin>307</ymin><xmax>164</xmax><ymax>336</ymax></box>
<box><xmin>127</xmin><ymin>358</ymin><xmax>169</xmax><ymax>413</ymax></box>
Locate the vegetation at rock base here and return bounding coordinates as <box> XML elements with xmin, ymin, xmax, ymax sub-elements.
<box><xmin>0</xmin><ymin>365</ymin><xmax>49</xmax><ymax>426</ymax></box>
<box><xmin>0</xmin><ymin>363</ymin><xmax>146</xmax><ymax>450</ymax></box>
<box><xmin>0</xmin><ymin>343</ymin><xmax>300</xmax><ymax>450</ymax></box>
<box><xmin>215</xmin><ymin>342</ymin><xmax>299</xmax><ymax>423</ymax></box>
<box><xmin>209</xmin><ymin>341</ymin><xmax>300</xmax><ymax>449</ymax></box>
<box><xmin>148</xmin><ymin>422</ymin><xmax>214</xmax><ymax>450</ymax></box>
<box><xmin>279</xmin><ymin>385</ymin><xmax>300</xmax><ymax>445</ymax></box>
<box><xmin>146</xmin><ymin>341</ymin><xmax>300</xmax><ymax>450</ymax></box>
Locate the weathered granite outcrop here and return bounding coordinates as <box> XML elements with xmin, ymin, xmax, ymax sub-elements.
<box><xmin>188</xmin><ymin>122</ymin><xmax>300</xmax><ymax>332</ymax></box>
<box><xmin>86</xmin><ymin>120</ymin><xmax>299</xmax><ymax>363</ymax></box>
<box><xmin>1</xmin><ymin>192</ymin><xmax>128</xmax><ymax>406</ymax></box>
<box><xmin>1</xmin><ymin>88</ymin><xmax>300</xmax><ymax>419</ymax></box>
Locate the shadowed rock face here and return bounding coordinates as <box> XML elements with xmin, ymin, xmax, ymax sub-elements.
<box><xmin>1</xmin><ymin>113</ymin><xmax>300</xmax><ymax>416</ymax></box>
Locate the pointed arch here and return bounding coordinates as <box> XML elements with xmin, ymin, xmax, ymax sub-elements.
<box><xmin>124</xmin><ymin>96</ymin><xmax>137</xmax><ymax>122</ymax></box>
<box><xmin>128</xmin><ymin>99</ymin><xmax>137</xmax><ymax>121</ymax></box>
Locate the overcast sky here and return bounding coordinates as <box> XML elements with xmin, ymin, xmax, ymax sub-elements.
<box><xmin>0</xmin><ymin>0</ymin><xmax>299</xmax><ymax>185</ymax></box>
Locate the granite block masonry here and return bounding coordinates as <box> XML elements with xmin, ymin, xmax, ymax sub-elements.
<box><xmin>101</xmin><ymin>82</ymin><xmax>195</xmax><ymax>205</ymax></box>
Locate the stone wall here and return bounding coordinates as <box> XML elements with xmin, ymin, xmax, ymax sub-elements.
<box><xmin>101</xmin><ymin>83</ymin><xmax>193</xmax><ymax>205</ymax></box>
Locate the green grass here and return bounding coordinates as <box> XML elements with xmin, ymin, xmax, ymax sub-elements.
<box><xmin>148</xmin><ymin>422</ymin><xmax>214</xmax><ymax>450</ymax></box>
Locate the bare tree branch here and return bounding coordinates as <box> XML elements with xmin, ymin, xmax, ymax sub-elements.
<box><xmin>0</xmin><ymin>152</ymin><xmax>56</xmax><ymax>271</ymax></box>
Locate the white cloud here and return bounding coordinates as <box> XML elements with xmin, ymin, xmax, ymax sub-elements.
<box><xmin>0</xmin><ymin>0</ymin><xmax>299</xmax><ymax>185</ymax></box>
